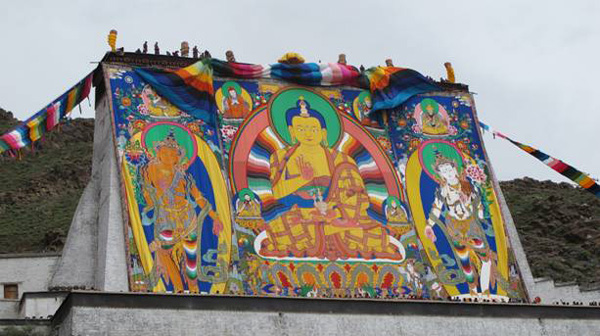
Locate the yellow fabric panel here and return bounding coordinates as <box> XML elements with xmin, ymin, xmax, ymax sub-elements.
<box><xmin>195</xmin><ymin>136</ymin><xmax>233</xmax><ymax>294</ymax></box>
<box><xmin>121</xmin><ymin>146</ymin><xmax>166</xmax><ymax>292</ymax></box>
<box><xmin>487</xmin><ymin>188</ymin><xmax>509</xmax><ymax>295</ymax></box>
<box><xmin>405</xmin><ymin>151</ymin><xmax>459</xmax><ymax>296</ymax></box>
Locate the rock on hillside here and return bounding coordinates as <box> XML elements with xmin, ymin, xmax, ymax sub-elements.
<box><xmin>500</xmin><ymin>178</ymin><xmax>600</xmax><ymax>287</ymax></box>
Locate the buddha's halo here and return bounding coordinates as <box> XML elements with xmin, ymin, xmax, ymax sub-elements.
<box><xmin>141</xmin><ymin>121</ymin><xmax>198</xmax><ymax>169</ymax></box>
<box><xmin>268</xmin><ymin>87</ymin><xmax>342</xmax><ymax>148</ymax></box>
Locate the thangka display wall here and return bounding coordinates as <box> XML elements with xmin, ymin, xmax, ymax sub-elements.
<box><xmin>106</xmin><ymin>64</ymin><xmax>527</xmax><ymax>300</ymax></box>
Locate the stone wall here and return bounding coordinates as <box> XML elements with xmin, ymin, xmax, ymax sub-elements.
<box><xmin>49</xmin><ymin>84</ymin><xmax>129</xmax><ymax>292</ymax></box>
<box><xmin>0</xmin><ymin>301</ymin><xmax>19</xmax><ymax>319</ymax></box>
<box><xmin>0</xmin><ymin>254</ymin><xmax>59</xmax><ymax>299</ymax></box>
<box><xmin>53</xmin><ymin>292</ymin><xmax>600</xmax><ymax>336</ymax></box>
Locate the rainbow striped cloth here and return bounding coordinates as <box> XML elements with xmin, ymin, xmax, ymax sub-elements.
<box><xmin>211</xmin><ymin>59</ymin><xmax>361</xmax><ymax>86</ymax></box>
<box><xmin>135</xmin><ymin>58</ymin><xmax>217</xmax><ymax>124</ymax></box>
<box><xmin>135</xmin><ymin>58</ymin><xmax>438</xmax><ymax>123</ymax></box>
<box><xmin>479</xmin><ymin>121</ymin><xmax>600</xmax><ymax>198</ymax></box>
<box><xmin>364</xmin><ymin>66</ymin><xmax>439</xmax><ymax>112</ymax></box>
<box><xmin>0</xmin><ymin>72</ymin><xmax>93</xmax><ymax>154</ymax></box>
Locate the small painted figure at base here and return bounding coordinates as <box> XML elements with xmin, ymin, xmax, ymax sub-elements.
<box><xmin>235</xmin><ymin>189</ymin><xmax>264</xmax><ymax>234</ymax></box>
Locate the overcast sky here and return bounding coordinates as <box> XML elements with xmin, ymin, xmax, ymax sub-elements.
<box><xmin>1</xmin><ymin>0</ymin><xmax>598</xmax><ymax>182</ymax></box>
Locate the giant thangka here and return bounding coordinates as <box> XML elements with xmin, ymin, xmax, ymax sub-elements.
<box><xmin>106</xmin><ymin>60</ymin><xmax>527</xmax><ymax>301</ymax></box>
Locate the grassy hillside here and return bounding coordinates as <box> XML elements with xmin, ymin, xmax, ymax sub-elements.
<box><xmin>1</xmin><ymin>107</ymin><xmax>599</xmax><ymax>286</ymax></box>
<box><xmin>0</xmin><ymin>108</ymin><xmax>93</xmax><ymax>253</ymax></box>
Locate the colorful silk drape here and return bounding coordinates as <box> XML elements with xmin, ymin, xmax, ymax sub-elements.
<box><xmin>0</xmin><ymin>58</ymin><xmax>438</xmax><ymax>154</ymax></box>
<box><xmin>131</xmin><ymin>58</ymin><xmax>439</xmax><ymax>125</ymax></box>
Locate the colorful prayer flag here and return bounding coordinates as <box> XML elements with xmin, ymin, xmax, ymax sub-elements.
<box><xmin>479</xmin><ymin>121</ymin><xmax>600</xmax><ymax>198</ymax></box>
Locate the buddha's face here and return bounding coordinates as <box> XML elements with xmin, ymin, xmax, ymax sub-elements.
<box><xmin>228</xmin><ymin>88</ymin><xmax>237</xmax><ymax>99</ymax></box>
<box><xmin>289</xmin><ymin>116</ymin><xmax>326</xmax><ymax>147</ymax></box>
<box><xmin>436</xmin><ymin>162</ymin><xmax>459</xmax><ymax>185</ymax></box>
<box><xmin>156</xmin><ymin>146</ymin><xmax>181</xmax><ymax>166</ymax></box>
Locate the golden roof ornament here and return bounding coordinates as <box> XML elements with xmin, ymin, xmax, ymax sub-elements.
<box><xmin>278</xmin><ymin>52</ymin><xmax>305</xmax><ymax>65</ymax></box>
<box><xmin>107</xmin><ymin>30</ymin><xmax>117</xmax><ymax>52</ymax></box>
<box><xmin>444</xmin><ymin>62</ymin><xmax>456</xmax><ymax>83</ymax></box>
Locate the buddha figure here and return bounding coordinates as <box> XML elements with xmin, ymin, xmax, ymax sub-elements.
<box><xmin>385</xmin><ymin>197</ymin><xmax>408</xmax><ymax>224</ymax></box>
<box><xmin>235</xmin><ymin>189</ymin><xmax>264</xmax><ymax>234</ymax></box>
<box><xmin>141</xmin><ymin>129</ymin><xmax>223</xmax><ymax>292</ymax></box>
<box><xmin>260</xmin><ymin>97</ymin><xmax>403</xmax><ymax>261</ymax></box>
<box><xmin>354</xmin><ymin>92</ymin><xmax>378</xmax><ymax>127</ymax></box>
<box><xmin>384</xmin><ymin>196</ymin><xmax>411</xmax><ymax>239</ymax></box>
<box><xmin>420</xmin><ymin>98</ymin><xmax>448</xmax><ymax>135</ymax></box>
<box><xmin>221</xmin><ymin>85</ymin><xmax>250</xmax><ymax>119</ymax></box>
<box><xmin>423</xmin><ymin>148</ymin><xmax>496</xmax><ymax>296</ymax></box>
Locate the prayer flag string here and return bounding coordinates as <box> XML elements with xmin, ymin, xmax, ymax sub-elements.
<box><xmin>0</xmin><ymin>71</ymin><xmax>94</xmax><ymax>154</ymax></box>
<box><xmin>479</xmin><ymin>121</ymin><xmax>600</xmax><ymax>198</ymax></box>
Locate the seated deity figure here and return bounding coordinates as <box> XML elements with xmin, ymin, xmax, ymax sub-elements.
<box><xmin>423</xmin><ymin>149</ymin><xmax>496</xmax><ymax>296</ymax></box>
<box><xmin>420</xmin><ymin>98</ymin><xmax>448</xmax><ymax>135</ymax></box>
<box><xmin>221</xmin><ymin>85</ymin><xmax>250</xmax><ymax>118</ymax></box>
<box><xmin>384</xmin><ymin>197</ymin><xmax>411</xmax><ymax>239</ymax></box>
<box><xmin>385</xmin><ymin>197</ymin><xmax>408</xmax><ymax>224</ymax></box>
<box><xmin>141</xmin><ymin>85</ymin><xmax>180</xmax><ymax>117</ymax></box>
<box><xmin>356</xmin><ymin>93</ymin><xmax>378</xmax><ymax>127</ymax></box>
<box><xmin>235</xmin><ymin>190</ymin><xmax>264</xmax><ymax>234</ymax></box>
<box><xmin>260</xmin><ymin>97</ymin><xmax>403</xmax><ymax>261</ymax></box>
<box><xmin>141</xmin><ymin>129</ymin><xmax>223</xmax><ymax>292</ymax></box>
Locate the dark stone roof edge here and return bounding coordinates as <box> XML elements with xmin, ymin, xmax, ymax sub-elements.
<box><xmin>0</xmin><ymin>253</ymin><xmax>61</xmax><ymax>259</ymax></box>
<box><xmin>0</xmin><ymin>319</ymin><xmax>51</xmax><ymax>325</ymax></box>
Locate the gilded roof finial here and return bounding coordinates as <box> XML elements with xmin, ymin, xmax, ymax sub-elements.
<box><xmin>444</xmin><ymin>62</ymin><xmax>456</xmax><ymax>83</ymax></box>
<box><xmin>107</xmin><ymin>30</ymin><xmax>117</xmax><ymax>52</ymax></box>
<box><xmin>278</xmin><ymin>52</ymin><xmax>305</xmax><ymax>64</ymax></box>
